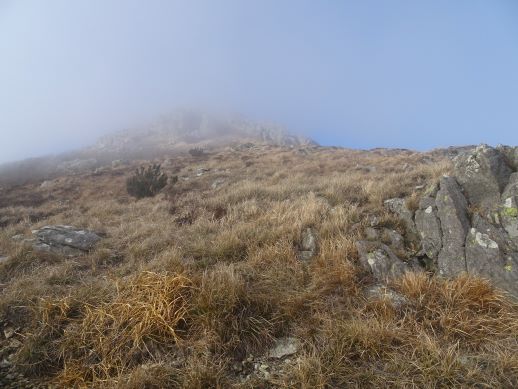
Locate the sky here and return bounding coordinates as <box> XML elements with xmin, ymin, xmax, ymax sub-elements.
<box><xmin>1</xmin><ymin>0</ymin><xmax>518</xmax><ymax>163</ymax></box>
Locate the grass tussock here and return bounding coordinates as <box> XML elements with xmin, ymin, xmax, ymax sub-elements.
<box><xmin>286</xmin><ymin>272</ymin><xmax>518</xmax><ymax>388</ymax></box>
<box><xmin>56</xmin><ymin>272</ymin><xmax>192</xmax><ymax>386</ymax></box>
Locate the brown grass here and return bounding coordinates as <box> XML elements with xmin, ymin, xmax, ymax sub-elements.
<box><xmin>2</xmin><ymin>145</ymin><xmax>517</xmax><ymax>387</ymax></box>
<box><xmin>56</xmin><ymin>272</ymin><xmax>192</xmax><ymax>386</ymax></box>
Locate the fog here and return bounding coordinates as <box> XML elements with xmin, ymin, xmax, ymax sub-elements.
<box><xmin>1</xmin><ymin>0</ymin><xmax>518</xmax><ymax>164</ymax></box>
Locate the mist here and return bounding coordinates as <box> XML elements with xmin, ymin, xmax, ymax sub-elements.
<box><xmin>1</xmin><ymin>0</ymin><xmax>518</xmax><ymax>164</ymax></box>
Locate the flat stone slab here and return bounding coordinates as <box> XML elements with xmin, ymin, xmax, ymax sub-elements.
<box><xmin>31</xmin><ymin>225</ymin><xmax>102</xmax><ymax>255</ymax></box>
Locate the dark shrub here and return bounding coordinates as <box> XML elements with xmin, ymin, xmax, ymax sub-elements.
<box><xmin>126</xmin><ymin>164</ymin><xmax>169</xmax><ymax>199</ymax></box>
<box><xmin>188</xmin><ymin>147</ymin><xmax>205</xmax><ymax>157</ymax></box>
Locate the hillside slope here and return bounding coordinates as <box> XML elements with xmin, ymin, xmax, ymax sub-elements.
<box><xmin>1</xmin><ymin>143</ymin><xmax>518</xmax><ymax>388</ymax></box>
<box><xmin>0</xmin><ymin>112</ymin><xmax>314</xmax><ymax>187</ymax></box>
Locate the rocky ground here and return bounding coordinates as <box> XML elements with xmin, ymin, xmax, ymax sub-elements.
<box><xmin>357</xmin><ymin>144</ymin><xmax>518</xmax><ymax>297</ymax></box>
<box><xmin>1</xmin><ymin>142</ymin><xmax>518</xmax><ymax>388</ymax></box>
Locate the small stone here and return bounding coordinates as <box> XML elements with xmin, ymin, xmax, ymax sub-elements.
<box><xmin>365</xmin><ymin>285</ymin><xmax>409</xmax><ymax>309</ymax></box>
<box><xmin>356</xmin><ymin>241</ymin><xmax>409</xmax><ymax>281</ymax></box>
<box><xmin>297</xmin><ymin>228</ymin><xmax>317</xmax><ymax>261</ymax></box>
<box><xmin>268</xmin><ymin>337</ymin><xmax>301</xmax><ymax>359</ymax></box>
<box><xmin>211</xmin><ymin>178</ymin><xmax>226</xmax><ymax>189</ymax></box>
<box><xmin>40</xmin><ymin>180</ymin><xmax>52</xmax><ymax>189</ymax></box>
<box><xmin>3</xmin><ymin>327</ymin><xmax>16</xmax><ymax>339</ymax></box>
<box><xmin>196</xmin><ymin>167</ymin><xmax>210</xmax><ymax>176</ymax></box>
<box><xmin>369</xmin><ymin>215</ymin><xmax>380</xmax><ymax>227</ymax></box>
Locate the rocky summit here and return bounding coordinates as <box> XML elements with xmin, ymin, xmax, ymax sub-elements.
<box><xmin>1</xmin><ymin>142</ymin><xmax>518</xmax><ymax>388</ymax></box>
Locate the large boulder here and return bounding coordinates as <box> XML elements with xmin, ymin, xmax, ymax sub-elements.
<box><xmin>454</xmin><ymin>145</ymin><xmax>512</xmax><ymax>210</ymax></box>
<box><xmin>415</xmin><ymin>196</ymin><xmax>442</xmax><ymax>260</ymax></box>
<box><xmin>31</xmin><ymin>225</ymin><xmax>102</xmax><ymax>256</ymax></box>
<box><xmin>465</xmin><ymin>227</ymin><xmax>518</xmax><ymax>297</ymax></box>
<box><xmin>435</xmin><ymin>176</ymin><xmax>470</xmax><ymax>276</ymax></box>
<box><xmin>356</xmin><ymin>240</ymin><xmax>410</xmax><ymax>281</ymax></box>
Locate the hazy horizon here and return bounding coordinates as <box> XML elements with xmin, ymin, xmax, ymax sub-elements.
<box><xmin>1</xmin><ymin>0</ymin><xmax>518</xmax><ymax>164</ymax></box>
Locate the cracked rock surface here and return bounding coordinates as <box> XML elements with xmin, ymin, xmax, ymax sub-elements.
<box><xmin>361</xmin><ymin>145</ymin><xmax>518</xmax><ymax>298</ymax></box>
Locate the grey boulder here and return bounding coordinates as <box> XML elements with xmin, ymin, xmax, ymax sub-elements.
<box><xmin>297</xmin><ymin>227</ymin><xmax>317</xmax><ymax>261</ymax></box>
<box><xmin>31</xmin><ymin>225</ymin><xmax>102</xmax><ymax>256</ymax></box>
<box><xmin>415</xmin><ymin>196</ymin><xmax>442</xmax><ymax>260</ymax></box>
<box><xmin>454</xmin><ymin>144</ymin><xmax>512</xmax><ymax>210</ymax></box>
<box><xmin>435</xmin><ymin>176</ymin><xmax>470</xmax><ymax>276</ymax></box>
<box><xmin>356</xmin><ymin>240</ymin><xmax>410</xmax><ymax>281</ymax></box>
<box><xmin>465</xmin><ymin>227</ymin><xmax>518</xmax><ymax>297</ymax></box>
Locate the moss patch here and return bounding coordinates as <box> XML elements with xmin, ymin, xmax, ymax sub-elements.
<box><xmin>501</xmin><ymin>207</ymin><xmax>518</xmax><ymax>218</ymax></box>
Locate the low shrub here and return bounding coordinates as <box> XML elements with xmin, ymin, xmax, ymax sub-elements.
<box><xmin>188</xmin><ymin>147</ymin><xmax>205</xmax><ymax>157</ymax></box>
<box><xmin>126</xmin><ymin>164</ymin><xmax>169</xmax><ymax>199</ymax></box>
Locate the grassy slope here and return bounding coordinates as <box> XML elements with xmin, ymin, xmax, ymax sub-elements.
<box><xmin>1</xmin><ymin>144</ymin><xmax>517</xmax><ymax>388</ymax></box>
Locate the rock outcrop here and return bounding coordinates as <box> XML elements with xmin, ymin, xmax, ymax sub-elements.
<box><xmin>497</xmin><ymin>145</ymin><xmax>518</xmax><ymax>170</ymax></box>
<box><xmin>369</xmin><ymin>145</ymin><xmax>518</xmax><ymax>298</ymax></box>
<box><xmin>501</xmin><ymin>172</ymin><xmax>518</xmax><ymax>241</ymax></box>
<box><xmin>93</xmin><ymin>111</ymin><xmax>316</xmax><ymax>156</ymax></box>
<box><xmin>356</xmin><ymin>240</ymin><xmax>410</xmax><ymax>281</ymax></box>
<box><xmin>415</xmin><ymin>196</ymin><xmax>442</xmax><ymax>260</ymax></box>
<box><xmin>435</xmin><ymin>176</ymin><xmax>470</xmax><ymax>276</ymax></box>
<box><xmin>383</xmin><ymin>198</ymin><xmax>418</xmax><ymax>239</ymax></box>
<box><xmin>454</xmin><ymin>144</ymin><xmax>512</xmax><ymax>210</ymax></box>
<box><xmin>30</xmin><ymin>225</ymin><xmax>102</xmax><ymax>256</ymax></box>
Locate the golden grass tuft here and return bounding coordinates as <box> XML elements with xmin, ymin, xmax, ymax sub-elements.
<box><xmin>56</xmin><ymin>271</ymin><xmax>192</xmax><ymax>386</ymax></box>
<box><xmin>395</xmin><ymin>272</ymin><xmax>518</xmax><ymax>347</ymax></box>
<box><xmin>191</xmin><ymin>263</ymin><xmax>282</xmax><ymax>358</ymax></box>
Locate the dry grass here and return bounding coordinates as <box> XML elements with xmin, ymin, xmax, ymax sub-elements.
<box><xmin>1</xmin><ymin>144</ymin><xmax>517</xmax><ymax>387</ymax></box>
<box><xmin>56</xmin><ymin>272</ymin><xmax>192</xmax><ymax>386</ymax></box>
<box><xmin>286</xmin><ymin>273</ymin><xmax>518</xmax><ymax>388</ymax></box>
